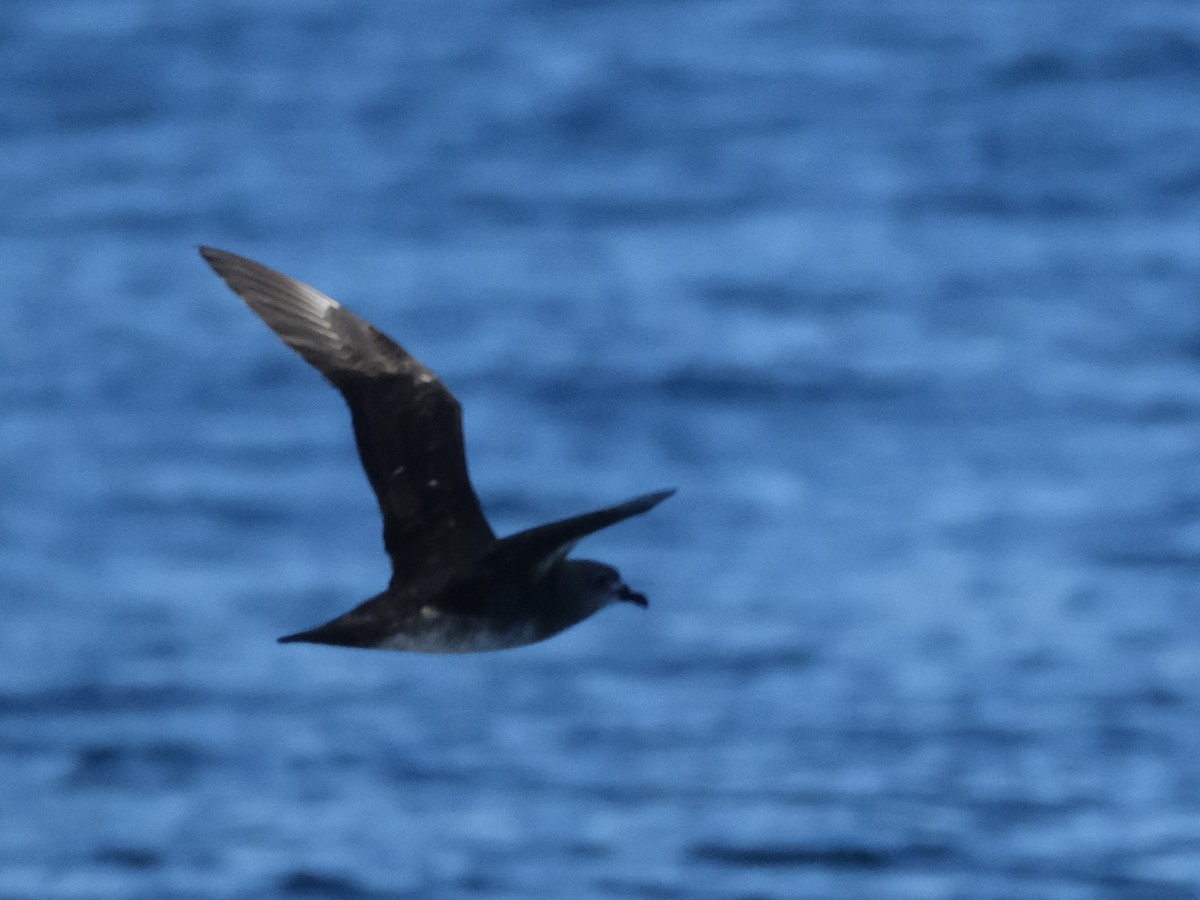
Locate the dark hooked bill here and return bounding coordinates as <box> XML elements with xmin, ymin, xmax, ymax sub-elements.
<box><xmin>618</xmin><ymin>584</ymin><xmax>648</xmax><ymax>607</ymax></box>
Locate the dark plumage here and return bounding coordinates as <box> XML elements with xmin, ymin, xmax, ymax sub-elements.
<box><xmin>200</xmin><ymin>247</ymin><xmax>673</xmax><ymax>652</ymax></box>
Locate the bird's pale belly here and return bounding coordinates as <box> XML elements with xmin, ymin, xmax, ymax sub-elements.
<box><xmin>374</xmin><ymin>610</ymin><xmax>539</xmax><ymax>654</ymax></box>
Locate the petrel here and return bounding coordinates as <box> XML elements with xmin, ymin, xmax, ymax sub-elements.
<box><xmin>199</xmin><ymin>247</ymin><xmax>673</xmax><ymax>653</ymax></box>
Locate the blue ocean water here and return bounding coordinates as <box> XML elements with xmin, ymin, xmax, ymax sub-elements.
<box><xmin>4</xmin><ymin>1</ymin><xmax>1200</xmax><ymax>896</ymax></box>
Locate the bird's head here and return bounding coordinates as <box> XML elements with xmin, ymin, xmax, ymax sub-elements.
<box><xmin>558</xmin><ymin>559</ymin><xmax>649</xmax><ymax>616</ymax></box>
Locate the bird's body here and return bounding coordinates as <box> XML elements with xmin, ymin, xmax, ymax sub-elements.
<box><xmin>199</xmin><ymin>247</ymin><xmax>673</xmax><ymax>653</ymax></box>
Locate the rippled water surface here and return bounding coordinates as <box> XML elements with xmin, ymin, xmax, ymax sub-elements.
<box><xmin>4</xmin><ymin>2</ymin><xmax>1200</xmax><ymax>897</ymax></box>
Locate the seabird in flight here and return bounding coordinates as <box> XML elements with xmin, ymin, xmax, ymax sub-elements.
<box><xmin>199</xmin><ymin>247</ymin><xmax>673</xmax><ymax>653</ymax></box>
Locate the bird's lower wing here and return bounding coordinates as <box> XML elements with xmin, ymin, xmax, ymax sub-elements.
<box><xmin>489</xmin><ymin>489</ymin><xmax>676</xmax><ymax>574</ymax></box>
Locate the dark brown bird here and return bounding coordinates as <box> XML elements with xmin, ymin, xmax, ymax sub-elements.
<box><xmin>200</xmin><ymin>247</ymin><xmax>673</xmax><ymax>652</ymax></box>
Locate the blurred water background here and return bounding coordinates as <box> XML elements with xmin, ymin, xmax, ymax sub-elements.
<box><xmin>3</xmin><ymin>1</ymin><xmax>1200</xmax><ymax>897</ymax></box>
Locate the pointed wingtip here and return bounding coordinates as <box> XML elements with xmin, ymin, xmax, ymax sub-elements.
<box><xmin>198</xmin><ymin>245</ymin><xmax>239</xmax><ymax>274</ymax></box>
<box><xmin>635</xmin><ymin>488</ymin><xmax>677</xmax><ymax>512</ymax></box>
<box><xmin>198</xmin><ymin>245</ymin><xmax>236</xmax><ymax>278</ymax></box>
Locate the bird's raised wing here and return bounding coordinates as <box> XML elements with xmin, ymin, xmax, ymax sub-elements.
<box><xmin>200</xmin><ymin>247</ymin><xmax>495</xmax><ymax>585</ymax></box>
